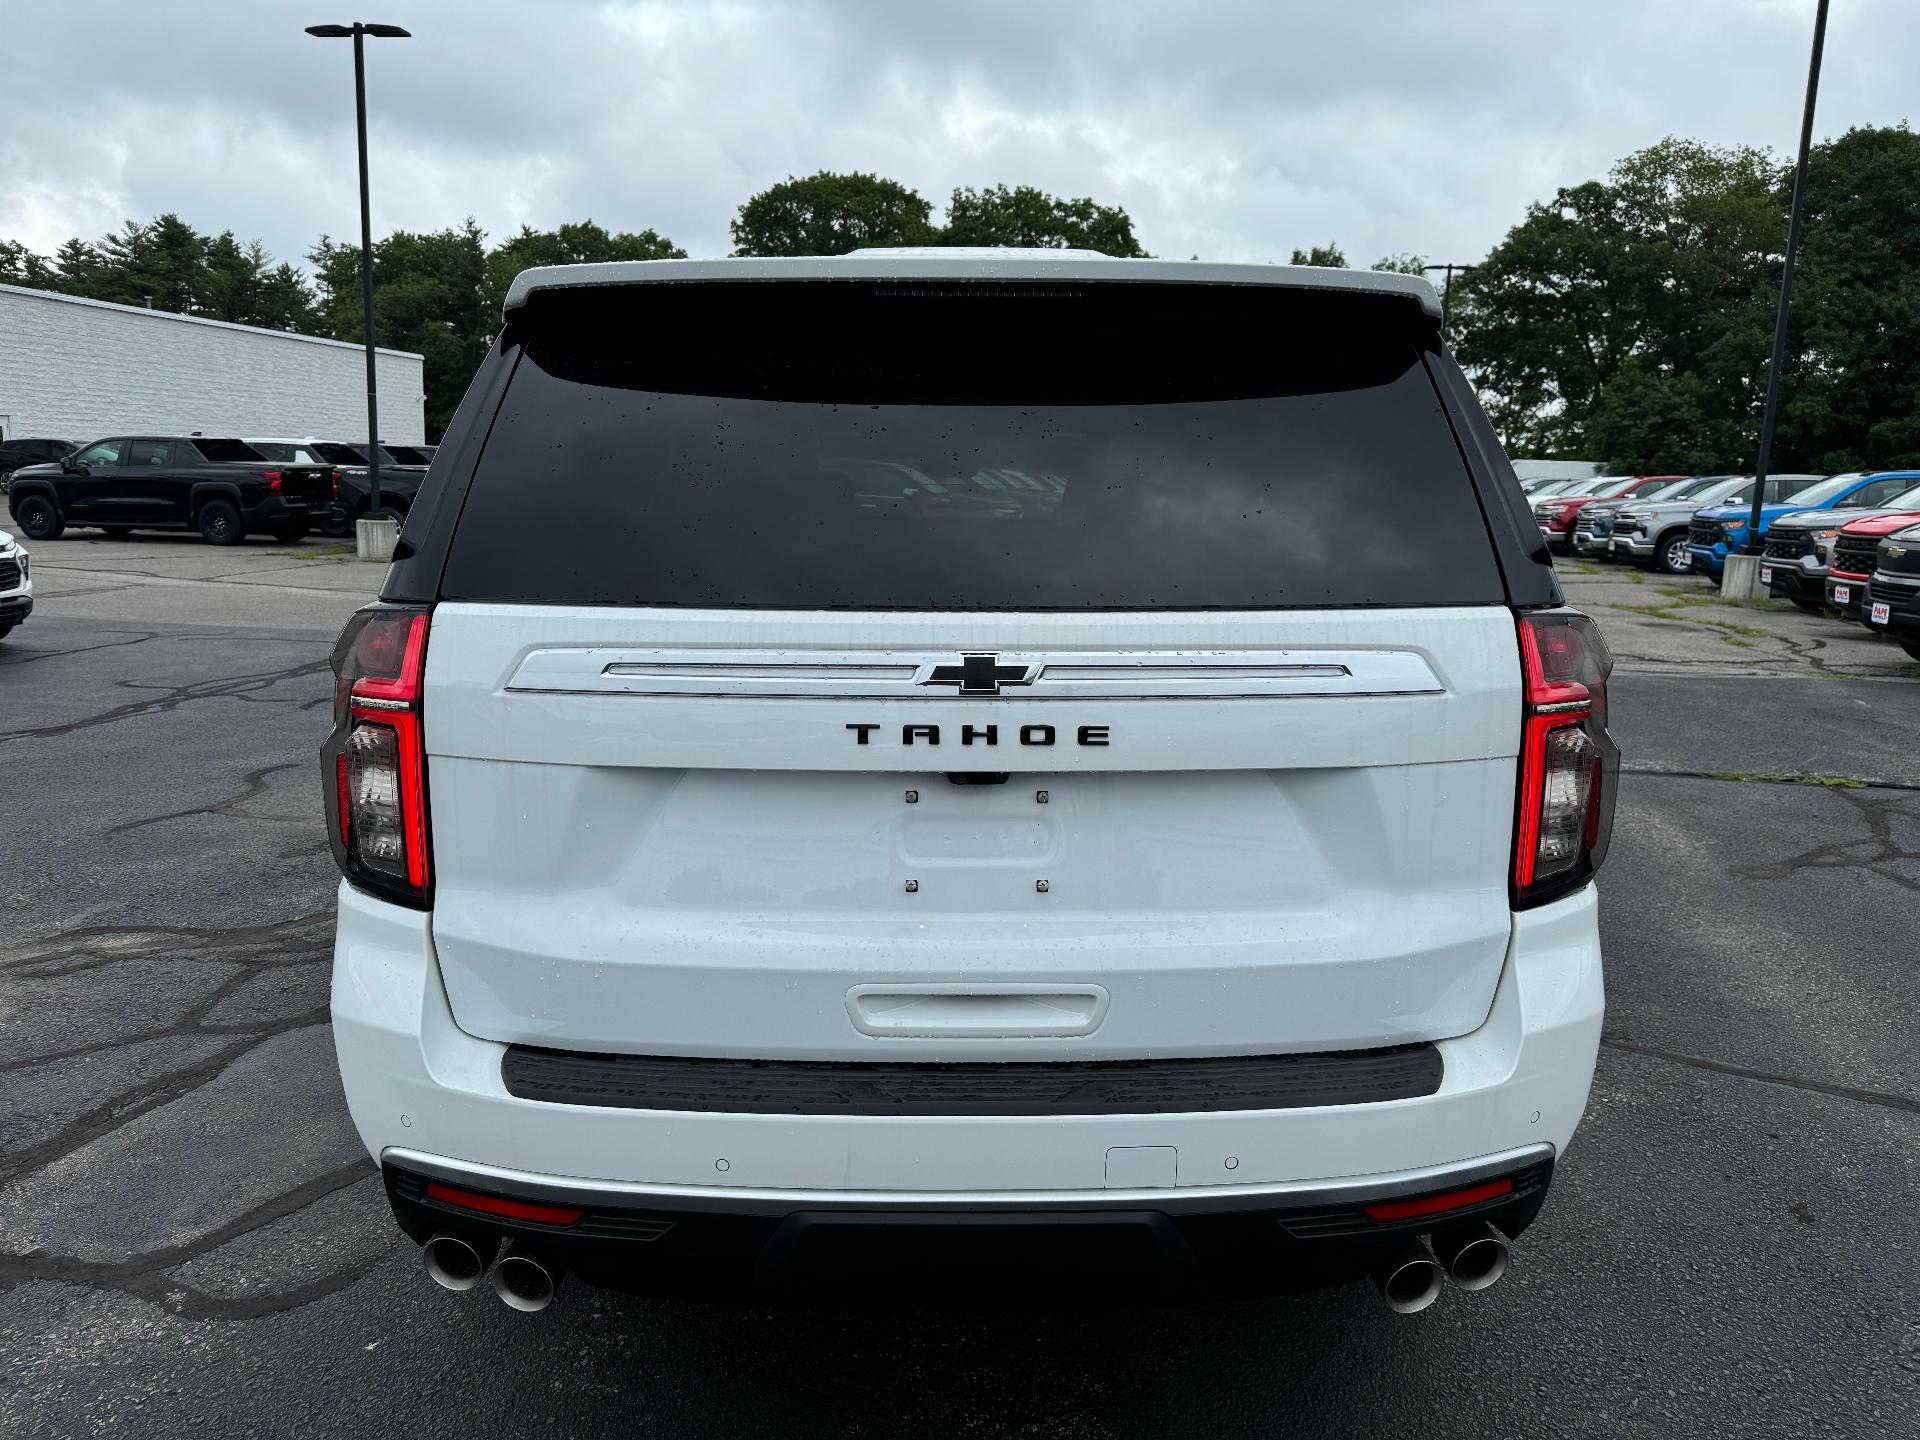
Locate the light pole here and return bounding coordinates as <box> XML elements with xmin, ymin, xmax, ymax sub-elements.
<box><xmin>306</xmin><ymin>21</ymin><xmax>410</xmax><ymax>528</ymax></box>
<box><xmin>1744</xmin><ymin>0</ymin><xmax>1830</xmax><ymax>559</ymax></box>
<box><xmin>1421</xmin><ymin>263</ymin><xmax>1475</xmax><ymax>345</ymax></box>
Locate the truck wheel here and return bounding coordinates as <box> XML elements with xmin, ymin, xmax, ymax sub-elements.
<box><xmin>270</xmin><ymin>522</ymin><xmax>310</xmax><ymax>544</ymax></box>
<box><xmin>13</xmin><ymin>495</ymin><xmax>63</xmax><ymax>540</ymax></box>
<box><xmin>196</xmin><ymin>499</ymin><xmax>245</xmax><ymax>546</ymax></box>
<box><xmin>1790</xmin><ymin>598</ymin><xmax>1824</xmax><ymax>614</ymax></box>
<box><xmin>0</xmin><ymin>624</ymin><xmax>14</xmax><ymax>640</ymax></box>
<box><xmin>1901</xmin><ymin>640</ymin><xmax>1920</xmax><ymax>664</ymax></box>
<box><xmin>1653</xmin><ymin>531</ymin><xmax>1689</xmax><ymax>574</ymax></box>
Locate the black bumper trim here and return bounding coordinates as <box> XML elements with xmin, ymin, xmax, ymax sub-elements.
<box><xmin>500</xmin><ymin>1042</ymin><xmax>1444</xmax><ymax>1116</ymax></box>
<box><xmin>385</xmin><ymin>1156</ymin><xmax>1554</xmax><ymax>1303</ymax></box>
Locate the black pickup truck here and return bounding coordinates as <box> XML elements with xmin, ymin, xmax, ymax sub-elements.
<box><xmin>5</xmin><ymin>436</ymin><xmax>334</xmax><ymax>545</ymax></box>
<box><xmin>310</xmin><ymin>442</ymin><xmax>431</xmax><ymax>536</ymax></box>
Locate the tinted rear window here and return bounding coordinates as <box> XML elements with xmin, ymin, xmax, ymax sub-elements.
<box><xmin>194</xmin><ymin>439</ymin><xmax>264</xmax><ymax>463</ymax></box>
<box><xmin>443</xmin><ymin>282</ymin><xmax>1502</xmax><ymax>610</ymax></box>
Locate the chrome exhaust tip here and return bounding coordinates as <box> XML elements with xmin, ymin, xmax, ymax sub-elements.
<box><xmin>492</xmin><ymin>1245</ymin><xmax>562</xmax><ymax>1312</ymax></box>
<box><xmin>1433</xmin><ymin>1221</ymin><xmax>1511</xmax><ymax>1292</ymax></box>
<box><xmin>422</xmin><ymin>1232</ymin><xmax>494</xmax><ymax>1292</ymax></box>
<box><xmin>1372</xmin><ymin>1236</ymin><xmax>1445</xmax><ymax>1315</ymax></box>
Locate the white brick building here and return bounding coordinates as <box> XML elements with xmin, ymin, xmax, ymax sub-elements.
<box><xmin>0</xmin><ymin>283</ymin><xmax>425</xmax><ymax>446</ymax></box>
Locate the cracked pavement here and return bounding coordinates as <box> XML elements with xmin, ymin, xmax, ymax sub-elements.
<box><xmin>0</xmin><ymin>541</ymin><xmax>1915</xmax><ymax>1438</ymax></box>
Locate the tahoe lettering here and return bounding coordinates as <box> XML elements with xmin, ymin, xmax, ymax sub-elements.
<box><xmin>845</xmin><ymin>723</ymin><xmax>1111</xmax><ymax>746</ymax></box>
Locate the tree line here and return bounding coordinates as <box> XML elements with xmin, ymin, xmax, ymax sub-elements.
<box><xmin>3</xmin><ymin>131</ymin><xmax>1917</xmax><ymax>470</ymax></box>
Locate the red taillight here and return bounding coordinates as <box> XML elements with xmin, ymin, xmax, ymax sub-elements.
<box><xmin>326</xmin><ymin>607</ymin><xmax>433</xmax><ymax>904</ymax></box>
<box><xmin>330</xmin><ymin>467</ymin><xmax>341</xmax><ymax>499</ymax></box>
<box><xmin>1363</xmin><ymin>1178</ymin><xmax>1514</xmax><ymax>1222</ymax></box>
<box><xmin>1513</xmin><ymin>612</ymin><xmax>1618</xmax><ymax>907</ymax></box>
<box><xmin>424</xmin><ymin>1182</ymin><xmax>585</xmax><ymax>1227</ymax></box>
<box><xmin>264</xmin><ymin>469</ymin><xmax>282</xmax><ymax>492</ymax></box>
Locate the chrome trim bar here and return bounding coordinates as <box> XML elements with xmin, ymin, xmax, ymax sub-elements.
<box><xmin>506</xmin><ymin>647</ymin><xmax>1444</xmax><ymax>701</ymax></box>
<box><xmin>382</xmin><ymin>1143</ymin><xmax>1553</xmax><ymax>1217</ymax></box>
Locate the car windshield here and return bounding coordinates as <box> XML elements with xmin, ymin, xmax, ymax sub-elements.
<box><xmin>314</xmin><ymin>443</ymin><xmax>370</xmax><ymax>465</ymax></box>
<box><xmin>1881</xmin><ymin>483</ymin><xmax>1920</xmax><ymax>511</ymax></box>
<box><xmin>1650</xmin><ymin>476</ymin><xmax>1718</xmax><ymax>501</ymax></box>
<box><xmin>1527</xmin><ymin>479</ymin><xmax>1574</xmax><ymax>496</ymax></box>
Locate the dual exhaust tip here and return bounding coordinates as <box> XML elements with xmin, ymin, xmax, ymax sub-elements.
<box><xmin>427</xmin><ymin>1221</ymin><xmax>1509</xmax><ymax>1317</ymax></box>
<box><xmin>423</xmin><ymin>1233</ymin><xmax>562</xmax><ymax>1312</ymax></box>
<box><xmin>1372</xmin><ymin>1221</ymin><xmax>1511</xmax><ymax>1314</ymax></box>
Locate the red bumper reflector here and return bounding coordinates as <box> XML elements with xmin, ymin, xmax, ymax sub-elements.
<box><xmin>1363</xmin><ymin>1177</ymin><xmax>1514</xmax><ymax>1223</ymax></box>
<box><xmin>424</xmin><ymin>1182</ymin><xmax>585</xmax><ymax>1227</ymax></box>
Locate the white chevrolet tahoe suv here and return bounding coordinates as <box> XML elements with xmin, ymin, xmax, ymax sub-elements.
<box><xmin>325</xmin><ymin>252</ymin><xmax>1615</xmax><ymax>1315</ymax></box>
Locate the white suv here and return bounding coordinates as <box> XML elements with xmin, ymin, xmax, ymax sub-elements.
<box><xmin>0</xmin><ymin>527</ymin><xmax>30</xmax><ymax>639</ymax></box>
<box><xmin>324</xmin><ymin>252</ymin><xmax>1616</xmax><ymax>1315</ymax></box>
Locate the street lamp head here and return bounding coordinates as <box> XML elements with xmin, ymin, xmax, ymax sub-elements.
<box><xmin>304</xmin><ymin>23</ymin><xmax>411</xmax><ymax>38</ymax></box>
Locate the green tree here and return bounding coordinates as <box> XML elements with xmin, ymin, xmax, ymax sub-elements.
<box><xmin>1289</xmin><ymin>243</ymin><xmax>1348</xmax><ymax>267</ymax></box>
<box><xmin>197</xmin><ymin>233</ymin><xmax>318</xmax><ymax>330</ymax></box>
<box><xmin>0</xmin><ymin>240</ymin><xmax>59</xmax><ymax>289</ymax></box>
<box><xmin>1371</xmin><ymin>252</ymin><xmax>1427</xmax><ymax>275</ymax></box>
<box><xmin>484</xmin><ymin>219</ymin><xmax>686</xmax><ymax>313</ymax></box>
<box><xmin>732</xmin><ymin>171</ymin><xmax>936</xmax><ymax>256</ymax></box>
<box><xmin>1772</xmin><ymin>124</ymin><xmax>1920</xmax><ymax>471</ymax></box>
<box><xmin>941</xmin><ymin>184</ymin><xmax>1147</xmax><ymax>256</ymax></box>
<box><xmin>311</xmin><ymin>220</ymin><xmax>491</xmax><ymax>441</ymax></box>
<box><xmin>1454</xmin><ymin>138</ymin><xmax>1784</xmax><ymax>459</ymax></box>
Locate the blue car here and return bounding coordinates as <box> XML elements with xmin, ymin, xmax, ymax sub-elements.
<box><xmin>1687</xmin><ymin>473</ymin><xmax>1881</xmax><ymax>578</ymax></box>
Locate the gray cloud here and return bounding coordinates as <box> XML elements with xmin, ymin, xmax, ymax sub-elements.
<box><xmin>4</xmin><ymin>0</ymin><xmax>1915</xmax><ymax>272</ymax></box>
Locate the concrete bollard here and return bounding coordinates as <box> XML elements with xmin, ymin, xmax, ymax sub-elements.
<box><xmin>1720</xmin><ymin>552</ymin><xmax>1764</xmax><ymax>600</ymax></box>
<box><xmin>356</xmin><ymin>517</ymin><xmax>399</xmax><ymax>562</ymax></box>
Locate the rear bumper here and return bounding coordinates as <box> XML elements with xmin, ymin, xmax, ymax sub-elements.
<box><xmin>238</xmin><ymin>495</ymin><xmax>316</xmax><ymax>528</ymax></box>
<box><xmin>332</xmin><ymin>882</ymin><xmax>1604</xmax><ymax>1296</ymax></box>
<box><xmin>382</xmin><ymin>1145</ymin><xmax>1555</xmax><ymax>1301</ymax></box>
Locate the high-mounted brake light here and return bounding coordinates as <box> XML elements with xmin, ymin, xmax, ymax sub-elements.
<box><xmin>1512</xmin><ymin>612</ymin><xmax>1618</xmax><ymax>908</ymax></box>
<box><xmin>323</xmin><ymin>606</ymin><xmax>433</xmax><ymax>905</ymax></box>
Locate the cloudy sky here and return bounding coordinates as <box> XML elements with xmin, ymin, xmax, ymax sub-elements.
<box><xmin>3</xmin><ymin>1</ymin><xmax>1915</xmax><ymax>272</ymax></box>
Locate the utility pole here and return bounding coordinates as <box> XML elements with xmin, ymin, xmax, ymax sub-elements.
<box><xmin>306</xmin><ymin>21</ymin><xmax>410</xmax><ymax>544</ymax></box>
<box><xmin>1742</xmin><ymin>0</ymin><xmax>1830</xmax><ymax>567</ymax></box>
<box><xmin>1421</xmin><ymin>263</ymin><xmax>1475</xmax><ymax>344</ymax></box>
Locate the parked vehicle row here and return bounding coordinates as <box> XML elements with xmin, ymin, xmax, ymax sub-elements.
<box><xmin>1565</xmin><ymin>466</ymin><xmax>1920</xmax><ymax>661</ymax></box>
<box><xmin>2</xmin><ymin>434</ymin><xmax>436</xmax><ymax>546</ymax></box>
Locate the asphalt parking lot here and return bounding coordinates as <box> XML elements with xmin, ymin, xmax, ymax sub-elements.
<box><xmin>1</xmin><ymin>536</ymin><xmax>1916</xmax><ymax>1438</ymax></box>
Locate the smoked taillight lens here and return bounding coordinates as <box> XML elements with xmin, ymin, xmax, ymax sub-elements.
<box><xmin>323</xmin><ymin>605</ymin><xmax>432</xmax><ymax>906</ymax></box>
<box><xmin>1513</xmin><ymin>611</ymin><xmax>1618</xmax><ymax>908</ymax></box>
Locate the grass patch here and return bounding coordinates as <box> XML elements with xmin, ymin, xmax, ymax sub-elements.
<box><xmin>1692</xmin><ymin>770</ymin><xmax>1866</xmax><ymax>788</ymax></box>
<box><xmin>266</xmin><ymin>544</ymin><xmax>355</xmax><ymax>560</ymax></box>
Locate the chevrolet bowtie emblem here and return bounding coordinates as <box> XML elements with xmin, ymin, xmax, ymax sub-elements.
<box><xmin>920</xmin><ymin>654</ymin><xmax>1037</xmax><ymax>696</ymax></box>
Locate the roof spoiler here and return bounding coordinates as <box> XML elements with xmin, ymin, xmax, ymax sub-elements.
<box><xmin>501</xmin><ymin>255</ymin><xmax>1444</xmax><ymax>320</ymax></box>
